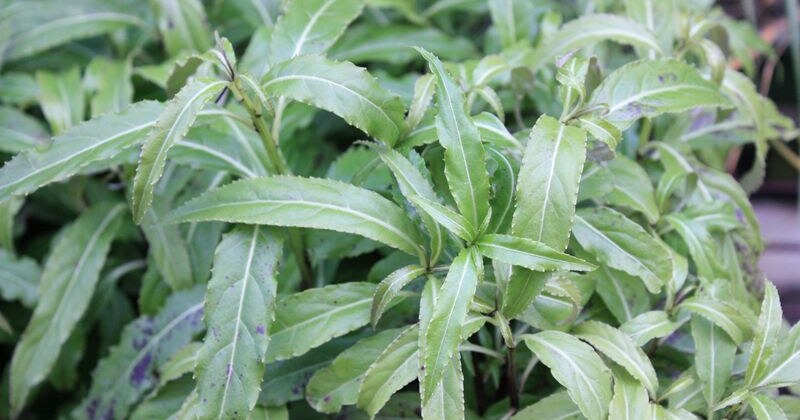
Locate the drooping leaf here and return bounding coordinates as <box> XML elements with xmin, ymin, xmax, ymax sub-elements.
<box><xmin>195</xmin><ymin>226</ymin><xmax>283</xmax><ymax>419</ymax></box>
<box><xmin>421</xmin><ymin>248</ymin><xmax>480</xmax><ymax>403</ymax></box>
<box><xmin>262</xmin><ymin>55</ymin><xmax>406</xmax><ymax>146</ymax></box>
<box><xmin>417</xmin><ymin>48</ymin><xmax>491</xmax><ymax>229</ymax></box>
<box><xmin>572</xmin><ymin>207</ymin><xmax>670</xmax><ymax>293</ymax></box>
<box><xmin>574</xmin><ymin>321</ymin><xmax>659</xmax><ymax>397</ymax></box>
<box><xmin>0</xmin><ymin>100</ymin><xmax>162</xmax><ymax>199</ymax></box>
<box><xmin>10</xmin><ymin>202</ymin><xmax>125</xmax><ymax>415</ymax></box>
<box><xmin>589</xmin><ymin>59</ymin><xmax>730</xmax><ymax>130</ymax></box>
<box><xmin>266</xmin><ymin>282</ymin><xmax>375</xmax><ymax>362</ymax></box>
<box><xmin>78</xmin><ymin>287</ymin><xmax>205</xmax><ymax>420</ymax></box>
<box><xmin>523</xmin><ymin>330</ymin><xmax>613</xmax><ymax>420</ymax></box>
<box><xmin>745</xmin><ymin>281</ymin><xmax>783</xmax><ymax>387</ymax></box>
<box><xmin>476</xmin><ymin>234</ymin><xmax>595</xmax><ymax>272</ymax></box>
<box><xmin>306</xmin><ymin>328</ymin><xmax>403</xmax><ymax>413</ymax></box>
<box><xmin>170</xmin><ymin>176</ymin><xmax>425</xmax><ymax>259</ymax></box>
<box><xmin>132</xmin><ymin>78</ymin><xmax>227</xmax><ymax>222</ymax></box>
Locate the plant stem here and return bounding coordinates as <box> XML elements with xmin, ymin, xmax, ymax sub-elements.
<box><xmin>638</xmin><ymin>118</ymin><xmax>653</xmax><ymax>151</ymax></box>
<box><xmin>231</xmin><ymin>78</ymin><xmax>314</xmax><ymax>289</ymax></box>
<box><xmin>769</xmin><ymin>137</ymin><xmax>800</xmax><ymax>171</ymax></box>
<box><xmin>505</xmin><ymin>346</ymin><xmax>519</xmax><ymax>411</ymax></box>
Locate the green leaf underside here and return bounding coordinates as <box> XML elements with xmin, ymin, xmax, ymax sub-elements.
<box><xmin>170</xmin><ymin>175</ymin><xmax>424</xmax><ymax>258</ymax></box>
<box><xmin>10</xmin><ymin>202</ymin><xmax>125</xmax><ymax>415</ymax></box>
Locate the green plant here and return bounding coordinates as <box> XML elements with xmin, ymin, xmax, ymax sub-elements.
<box><xmin>0</xmin><ymin>0</ymin><xmax>798</xmax><ymax>419</ymax></box>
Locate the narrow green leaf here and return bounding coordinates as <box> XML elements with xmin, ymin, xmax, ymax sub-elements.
<box><xmin>691</xmin><ymin>316</ymin><xmax>736</xmax><ymax>408</ymax></box>
<box><xmin>417</xmin><ymin>48</ymin><xmax>491</xmax><ymax>229</ymax></box>
<box><xmin>502</xmin><ymin>270</ymin><xmax>549</xmax><ymax>319</ymax></box>
<box><xmin>153</xmin><ymin>0</ymin><xmax>211</xmax><ymax>56</ymax></box>
<box><xmin>158</xmin><ymin>342</ymin><xmax>201</xmax><ymax>388</ymax></box>
<box><xmin>10</xmin><ymin>202</ymin><xmax>125</xmax><ymax>415</ymax></box>
<box><xmin>358</xmin><ymin>325</ymin><xmax>419</xmax><ymax>416</ymax></box>
<box><xmin>0</xmin><ymin>106</ymin><xmax>48</xmax><ymax>153</ymax></box>
<box><xmin>410</xmin><ymin>195</ymin><xmax>475</xmax><ymax>242</ymax></box>
<box><xmin>603</xmin><ymin>155</ymin><xmax>659</xmax><ymax>224</ymax></box>
<box><xmin>262</xmin><ymin>55</ymin><xmax>406</xmax><ymax>146</ymax></box>
<box><xmin>0</xmin><ymin>249</ymin><xmax>40</xmax><ymax>308</ymax></box>
<box><xmin>745</xmin><ymin>281</ymin><xmax>783</xmax><ymax>387</ymax></box>
<box><xmin>474</xmin><ymin>112</ymin><xmax>522</xmax><ymax>150</ymax></box>
<box><xmin>170</xmin><ymin>175</ymin><xmax>424</xmax><ymax>258</ymax></box>
<box><xmin>371</xmin><ymin>264</ymin><xmax>426</xmax><ymax>327</ymax></box>
<box><xmin>664</xmin><ymin>214</ymin><xmax>717</xmax><ymax>281</ymax></box>
<box><xmin>574</xmin><ymin>321</ymin><xmax>659</xmax><ymax>397</ymax></box>
<box><xmin>523</xmin><ymin>331</ymin><xmax>613</xmax><ymax>420</ymax></box>
<box><xmin>756</xmin><ymin>322</ymin><xmax>800</xmax><ymax>388</ymax></box>
<box><xmin>0</xmin><ymin>100</ymin><xmax>162</xmax><ymax>199</ymax></box>
<box><xmin>476</xmin><ymin>234</ymin><xmax>595</xmax><ymax>272</ymax></box>
<box><xmin>619</xmin><ymin>311</ymin><xmax>679</xmax><ymax>346</ymax></box>
<box><xmin>266</xmin><ymin>282</ymin><xmax>375</xmax><ymax>362</ymax></box>
<box><xmin>141</xmin><ymin>201</ymin><xmax>194</xmax><ymax>290</ymax></box>
<box><xmin>608</xmin><ymin>368</ymin><xmax>651</xmax><ymax>420</ymax></box>
<box><xmin>85</xmin><ymin>58</ymin><xmax>133</xmax><ymax>117</ymax></box>
<box><xmin>513</xmin><ymin>115</ymin><xmax>586</xmax><ymax>251</ymax></box>
<box><xmin>195</xmin><ymin>226</ymin><xmax>283</xmax><ymax>419</ymax></box>
<box><xmin>573</xmin><ymin>207</ymin><xmax>670</xmax><ymax>293</ymax></box>
<box><xmin>423</xmin><ymin>352</ymin><xmax>464</xmax><ymax>420</ymax></box>
<box><xmin>590</xmin><ymin>59</ymin><xmax>730</xmax><ymax>130</ymax></box>
<box><xmin>306</xmin><ymin>328</ymin><xmax>403</xmax><ymax>413</ymax></box>
<box><xmin>680</xmin><ymin>298</ymin><xmax>753</xmax><ymax>344</ymax></box>
<box><xmin>488</xmin><ymin>0</ymin><xmax>532</xmax><ymax>48</ymax></box>
<box><xmin>749</xmin><ymin>393</ymin><xmax>789</xmax><ymax>420</ymax></box>
<box><xmin>36</xmin><ymin>68</ymin><xmax>84</xmax><ymax>134</ymax></box>
<box><xmin>78</xmin><ymin>287</ymin><xmax>205</xmax><ymax>420</ymax></box>
<box><xmin>132</xmin><ymin>78</ymin><xmax>227</xmax><ymax>222</ymax></box>
<box><xmin>422</xmin><ymin>248</ymin><xmax>480</xmax><ymax>402</ymax></box>
<box><xmin>511</xmin><ymin>390</ymin><xmax>583</xmax><ymax>420</ymax></box>
<box><xmin>269</xmin><ymin>0</ymin><xmax>365</xmax><ymax>65</ymax></box>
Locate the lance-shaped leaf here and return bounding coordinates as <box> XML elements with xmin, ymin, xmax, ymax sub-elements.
<box><xmin>620</xmin><ymin>311</ymin><xmax>679</xmax><ymax>346</ymax></box>
<box><xmin>195</xmin><ymin>226</ymin><xmax>283</xmax><ymax>419</ymax></box>
<box><xmin>0</xmin><ymin>249</ymin><xmax>40</xmax><ymax>307</ymax></box>
<box><xmin>141</xmin><ymin>200</ymin><xmax>193</xmax><ymax>290</ymax></box>
<box><xmin>488</xmin><ymin>0</ymin><xmax>533</xmax><ymax>48</ymax></box>
<box><xmin>371</xmin><ymin>264</ymin><xmax>426</xmax><ymax>327</ymax></box>
<box><xmin>603</xmin><ymin>155</ymin><xmax>659</xmax><ymax>224</ymax></box>
<box><xmin>530</xmin><ymin>14</ymin><xmax>661</xmax><ymax>70</ymax></box>
<box><xmin>266</xmin><ymin>282</ymin><xmax>375</xmax><ymax>362</ymax></box>
<box><xmin>745</xmin><ymin>281</ymin><xmax>782</xmax><ymax>387</ymax></box>
<box><xmin>421</xmin><ymin>248</ymin><xmax>480</xmax><ymax>403</ymax></box>
<box><xmin>589</xmin><ymin>59</ymin><xmax>730</xmax><ymax>130</ymax></box>
<box><xmin>664</xmin><ymin>214</ymin><xmax>717</xmax><ymax>281</ymax></box>
<box><xmin>132</xmin><ymin>78</ymin><xmax>227</xmax><ymax>222</ymax></box>
<box><xmin>680</xmin><ymin>298</ymin><xmax>753</xmax><ymax>345</ymax></box>
<box><xmin>748</xmin><ymin>393</ymin><xmax>789</xmax><ymax>420</ymax></box>
<box><xmin>572</xmin><ymin>207</ymin><xmax>670</xmax><ymax>293</ymax></box>
<box><xmin>78</xmin><ymin>287</ymin><xmax>205</xmax><ymax>420</ymax></box>
<box><xmin>10</xmin><ymin>202</ymin><xmax>125</xmax><ymax>415</ymax></box>
<box><xmin>608</xmin><ymin>368</ymin><xmax>651</xmax><ymax>420</ymax></box>
<box><xmin>3</xmin><ymin>2</ymin><xmax>143</xmax><ymax>62</ymax></box>
<box><xmin>476</xmin><ymin>234</ymin><xmax>595</xmax><ymax>272</ymax></box>
<box><xmin>262</xmin><ymin>55</ymin><xmax>406</xmax><ymax>146</ymax></box>
<box><xmin>513</xmin><ymin>115</ymin><xmax>586</xmax><ymax>251</ymax></box>
<box><xmin>152</xmin><ymin>0</ymin><xmax>211</xmax><ymax>57</ymax></box>
<box><xmin>691</xmin><ymin>316</ymin><xmax>736</xmax><ymax>408</ymax></box>
<box><xmin>410</xmin><ymin>195</ymin><xmax>475</xmax><ymax>242</ymax></box>
<box><xmin>417</xmin><ymin>48</ymin><xmax>491</xmax><ymax>229</ymax></box>
<box><xmin>358</xmin><ymin>325</ymin><xmax>419</xmax><ymax>416</ymax></box>
<box><xmin>269</xmin><ymin>0</ymin><xmax>364</xmax><ymax>65</ymax></box>
<box><xmin>36</xmin><ymin>68</ymin><xmax>84</xmax><ymax>134</ymax></box>
<box><xmin>0</xmin><ymin>106</ymin><xmax>48</xmax><ymax>153</ymax></box>
<box><xmin>376</xmin><ymin>147</ymin><xmax>444</xmax><ymax>265</ymax></box>
<box><xmin>574</xmin><ymin>321</ymin><xmax>658</xmax><ymax>397</ymax></box>
<box><xmin>523</xmin><ymin>331</ymin><xmax>613</xmax><ymax>420</ymax></box>
<box><xmin>755</xmin><ymin>322</ymin><xmax>800</xmax><ymax>388</ymax></box>
<box><xmin>0</xmin><ymin>100</ymin><xmax>162</xmax><ymax>199</ymax></box>
<box><xmin>511</xmin><ymin>390</ymin><xmax>582</xmax><ymax>420</ymax></box>
<box><xmin>170</xmin><ymin>176</ymin><xmax>424</xmax><ymax>258</ymax></box>
<box><xmin>306</xmin><ymin>328</ymin><xmax>403</xmax><ymax>413</ymax></box>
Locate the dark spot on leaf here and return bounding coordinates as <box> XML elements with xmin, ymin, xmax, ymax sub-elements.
<box><xmin>131</xmin><ymin>352</ymin><xmax>152</xmax><ymax>387</ymax></box>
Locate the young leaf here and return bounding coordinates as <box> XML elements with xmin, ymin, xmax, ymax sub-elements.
<box><xmin>262</xmin><ymin>55</ymin><xmax>406</xmax><ymax>146</ymax></box>
<box><xmin>574</xmin><ymin>321</ymin><xmax>659</xmax><ymax>397</ymax></box>
<box><xmin>78</xmin><ymin>287</ymin><xmax>205</xmax><ymax>420</ymax></box>
<box><xmin>268</xmin><ymin>0</ymin><xmax>365</xmax><ymax>65</ymax></box>
<box><xmin>745</xmin><ymin>281</ymin><xmax>783</xmax><ymax>387</ymax></box>
<box><xmin>421</xmin><ymin>248</ymin><xmax>480</xmax><ymax>403</ymax></box>
<box><xmin>170</xmin><ymin>176</ymin><xmax>425</xmax><ymax>259</ymax></box>
<box><xmin>371</xmin><ymin>264</ymin><xmax>426</xmax><ymax>327</ymax></box>
<box><xmin>266</xmin><ymin>282</ymin><xmax>375</xmax><ymax>362</ymax></box>
<box><xmin>132</xmin><ymin>78</ymin><xmax>227</xmax><ymax>222</ymax></box>
<box><xmin>476</xmin><ymin>234</ymin><xmax>595</xmax><ymax>272</ymax></box>
<box><xmin>195</xmin><ymin>226</ymin><xmax>283</xmax><ymax>420</ymax></box>
<box><xmin>691</xmin><ymin>316</ymin><xmax>736</xmax><ymax>409</ymax></box>
<box><xmin>512</xmin><ymin>115</ymin><xmax>586</xmax><ymax>251</ymax></box>
<box><xmin>10</xmin><ymin>202</ymin><xmax>125</xmax><ymax>415</ymax></box>
<box><xmin>358</xmin><ymin>325</ymin><xmax>419</xmax><ymax>416</ymax></box>
<box><xmin>523</xmin><ymin>331</ymin><xmax>613</xmax><ymax>420</ymax></box>
<box><xmin>590</xmin><ymin>59</ymin><xmax>730</xmax><ymax>129</ymax></box>
<box><xmin>0</xmin><ymin>249</ymin><xmax>40</xmax><ymax>307</ymax></box>
<box><xmin>572</xmin><ymin>207</ymin><xmax>670</xmax><ymax>293</ymax></box>
<box><xmin>417</xmin><ymin>48</ymin><xmax>491</xmax><ymax>229</ymax></box>
<box><xmin>410</xmin><ymin>195</ymin><xmax>475</xmax><ymax>242</ymax></box>
<box><xmin>0</xmin><ymin>100</ymin><xmax>163</xmax><ymax>199</ymax></box>
<box><xmin>306</xmin><ymin>328</ymin><xmax>403</xmax><ymax>413</ymax></box>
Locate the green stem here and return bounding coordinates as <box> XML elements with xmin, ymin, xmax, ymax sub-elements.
<box><xmin>231</xmin><ymin>78</ymin><xmax>313</xmax><ymax>289</ymax></box>
<box><xmin>638</xmin><ymin>118</ymin><xmax>653</xmax><ymax>151</ymax></box>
